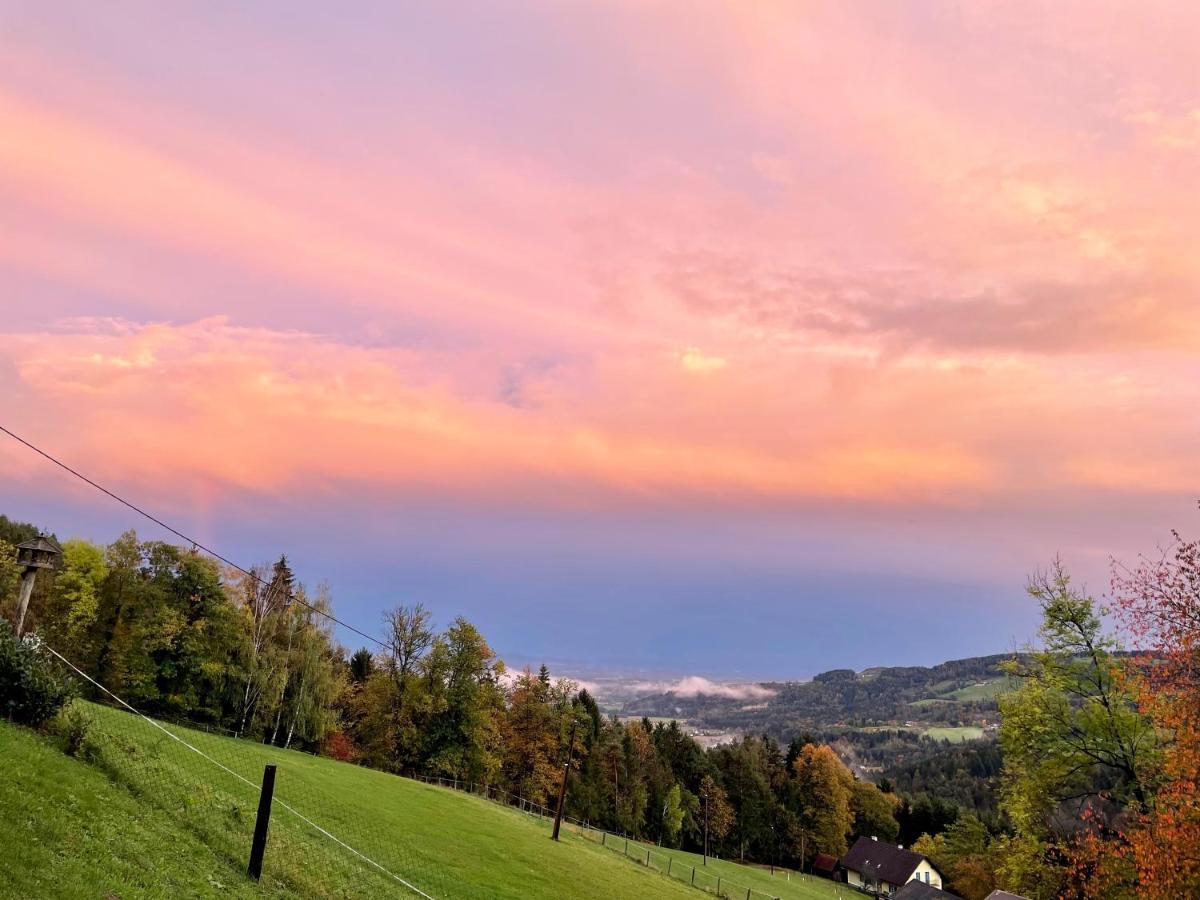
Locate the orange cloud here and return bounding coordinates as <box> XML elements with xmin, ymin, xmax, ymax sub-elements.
<box><xmin>3</xmin><ymin>317</ymin><xmax>1194</xmax><ymax>515</ymax></box>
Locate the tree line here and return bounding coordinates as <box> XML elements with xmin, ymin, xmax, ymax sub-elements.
<box><xmin>1</xmin><ymin>519</ymin><xmax>340</xmax><ymax>750</ymax></box>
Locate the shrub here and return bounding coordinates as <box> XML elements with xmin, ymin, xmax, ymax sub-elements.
<box><xmin>53</xmin><ymin>702</ymin><xmax>96</xmax><ymax>759</ymax></box>
<box><xmin>321</xmin><ymin>729</ymin><xmax>358</xmax><ymax>762</ymax></box>
<box><xmin>0</xmin><ymin>618</ymin><xmax>77</xmax><ymax>726</ymax></box>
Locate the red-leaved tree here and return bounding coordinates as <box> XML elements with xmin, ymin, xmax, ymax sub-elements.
<box><xmin>1110</xmin><ymin>531</ymin><xmax>1200</xmax><ymax>897</ymax></box>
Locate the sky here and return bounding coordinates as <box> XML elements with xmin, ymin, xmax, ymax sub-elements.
<box><xmin>2</xmin><ymin>2</ymin><xmax>1198</xmax><ymax>679</ymax></box>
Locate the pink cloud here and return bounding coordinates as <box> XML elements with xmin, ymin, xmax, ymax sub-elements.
<box><xmin>0</xmin><ymin>2</ymin><xmax>1197</xmax><ymax>528</ymax></box>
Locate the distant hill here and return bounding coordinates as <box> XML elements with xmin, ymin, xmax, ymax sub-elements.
<box><xmin>620</xmin><ymin>654</ymin><xmax>1021</xmax><ymax>737</ymax></box>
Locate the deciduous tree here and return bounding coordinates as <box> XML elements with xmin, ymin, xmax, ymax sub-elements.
<box><xmin>54</xmin><ymin>539</ymin><xmax>108</xmax><ymax>646</ymax></box>
<box><xmin>789</xmin><ymin>744</ymin><xmax>853</xmax><ymax>861</ymax></box>
<box><xmin>998</xmin><ymin>560</ymin><xmax>1156</xmax><ymax>898</ymax></box>
<box><xmin>698</xmin><ymin>773</ymin><xmax>735</xmax><ymax>852</ymax></box>
<box><xmin>1109</xmin><ymin>532</ymin><xmax>1200</xmax><ymax>897</ymax></box>
<box><xmin>851</xmin><ymin>780</ymin><xmax>899</xmax><ymax>843</ymax></box>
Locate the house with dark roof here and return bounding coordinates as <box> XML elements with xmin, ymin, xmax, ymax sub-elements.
<box><xmin>840</xmin><ymin>836</ymin><xmax>944</xmax><ymax>895</ymax></box>
<box><xmin>984</xmin><ymin>892</ymin><xmax>1030</xmax><ymax>900</ymax></box>
<box><xmin>894</xmin><ymin>881</ymin><xmax>958</xmax><ymax>900</ymax></box>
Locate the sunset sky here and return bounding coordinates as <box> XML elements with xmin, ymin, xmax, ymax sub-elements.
<box><xmin>2</xmin><ymin>2</ymin><xmax>1198</xmax><ymax>678</ymax></box>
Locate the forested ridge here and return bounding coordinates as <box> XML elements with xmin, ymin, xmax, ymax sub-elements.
<box><xmin>625</xmin><ymin>655</ymin><xmax>1019</xmax><ymax>730</ymax></box>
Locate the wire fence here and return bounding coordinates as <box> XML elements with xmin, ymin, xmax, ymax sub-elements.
<box><xmin>36</xmin><ymin>638</ymin><xmax>450</xmax><ymax>899</ymax></box>
<box><xmin>412</xmin><ymin>775</ymin><xmax>784</xmax><ymax>900</ymax></box>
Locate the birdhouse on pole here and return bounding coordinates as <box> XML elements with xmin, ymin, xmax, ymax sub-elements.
<box><xmin>17</xmin><ymin>534</ymin><xmax>62</xmax><ymax>571</ymax></box>
<box><xmin>14</xmin><ymin>534</ymin><xmax>62</xmax><ymax>637</ymax></box>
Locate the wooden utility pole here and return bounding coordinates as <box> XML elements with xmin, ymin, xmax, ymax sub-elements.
<box><xmin>14</xmin><ymin>569</ymin><xmax>36</xmax><ymax>637</ymax></box>
<box><xmin>703</xmin><ymin>790</ymin><xmax>709</xmax><ymax>865</ymax></box>
<box><xmin>770</xmin><ymin>821</ymin><xmax>776</xmax><ymax>875</ymax></box>
<box><xmin>551</xmin><ymin>718</ymin><xmax>578</xmax><ymax>841</ymax></box>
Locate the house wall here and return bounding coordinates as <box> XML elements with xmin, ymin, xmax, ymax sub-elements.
<box><xmin>847</xmin><ymin>858</ymin><xmax>941</xmax><ymax>893</ymax></box>
<box><xmin>846</xmin><ymin>869</ymin><xmax>898</xmax><ymax>893</ymax></box>
<box><xmin>909</xmin><ymin>859</ymin><xmax>942</xmax><ymax>888</ymax></box>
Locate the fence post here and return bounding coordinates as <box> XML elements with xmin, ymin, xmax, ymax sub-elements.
<box><xmin>246</xmin><ymin>764</ymin><xmax>277</xmax><ymax>881</ymax></box>
<box><xmin>602</xmin><ymin>831</ymin><xmax>607</xmax><ymax>847</ymax></box>
<box><xmin>646</xmin><ymin>848</ymin><xmax>651</xmax><ymax>866</ymax></box>
<box><xmin>552</xmin><ymin>718</ymin><xmax>577</xmax><ymax>841</ymax></box>
<box><xmin>717</xmin><ymin>876</ymin><xmax>721</xmax><ymax>896</ymax></box>
<box><xmin>747</xmin><ymin>888</ymin><xmax>752</xmax><ymax>900</ymax></box>
<box><xmin>624</xmin><ymin>837</ymin><xmax>629</xmax><ymax>855</ymax></box>
<box><xmin>668</xmin><ymin>858</ymin><xmax>672</xmax><ymax>877</ymax></box>
<box><xmin>691</xmin><ymin>866</ymin><xmax>696</xmax><ymax>885</ymax></box>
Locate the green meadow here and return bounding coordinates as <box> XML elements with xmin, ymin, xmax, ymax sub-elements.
<box><xmin>941</xmin><ymin>678</ymin><xmax>1017</xmax><ymax>702</ymax></box>
<box><xmin>921</xmin><ymin>725</ymin><xmax>986</xmax><ymax>742</ymax></box>
<box><xmin>856</xmin><ymin>723</ymin><xmax>986</xmax><ymax>742</ymax></box>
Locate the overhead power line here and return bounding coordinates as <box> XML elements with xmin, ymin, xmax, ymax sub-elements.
<box><xmin>0</xmin><ymin>423</ymin><xmax>392</xmax><ymax>653</ymax></box>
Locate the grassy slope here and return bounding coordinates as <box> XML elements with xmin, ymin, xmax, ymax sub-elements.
<box><xmin>904</xmin><ymin>698</ymin><xmax>949</xmax><ymax>708</ymax></box>
<box><xmin>855</xmin><ymin>723</ymin><xmax>985</xmax><ymax>743</ymax></box>
<box><xmin>0</xmin><ymin>719</ymin><xmax>266</xmax><ymax>900</ymax></box>
<box><xmin>591</xmin><ymin>838</ymin><xmax>848</xmax><ymax>900</ymax></box>
<box><xmin>5</xmin><ymin>704</ymin><xmax>783</xmax><ymax>900</ymax></box>
<box><xmin>942</xmin><ymin>678</ymin><xmax>1016</xmax><ymax>702</ymax></box>
<box><xmin>922</xmin><ymin>725</ymin><xmax>985</xmax><ymax>742</ymax></box>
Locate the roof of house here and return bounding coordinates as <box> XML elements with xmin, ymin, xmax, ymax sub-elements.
<box><xmin>985</xmin><ymin>893</ymin><xmax>1030</xmax><ymax>900</ymax></box>
<box><xmin>840</xmin><ymin>836</ymin><xmax>939</xmax><ymax>886</ymax></box>
<box><xmin>894</xmin><ymin>883</ymin><xmax>957</xmax><ymax>900</ymax></box>
<box><xmin>812</xmin><ymin>852</ymin><xmax>838</xmax><ymax>874</ymax></box>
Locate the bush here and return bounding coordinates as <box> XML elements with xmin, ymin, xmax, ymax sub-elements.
<box><xmin>321</xmin><ymin>729</ymin><xmax>358</xmax><ymax>762</ymax></box>
<box><xmin>53</xmin><ymin>702</ymin><xmax>96</xmax><ymax>759</ymax></box>
<box><xmin>0</xmin><ymin>618</ymin><xmax>77</xmax><ymax>725</ymax></box>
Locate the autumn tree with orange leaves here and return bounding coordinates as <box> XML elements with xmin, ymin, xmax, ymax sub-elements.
<box><xmin>1108</xmin><ymin>531</ymin><xmax>1200</xmax><ymax>898</ymax></box>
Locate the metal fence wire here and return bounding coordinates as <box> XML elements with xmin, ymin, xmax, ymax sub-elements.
<box><xmin>412</xmin><ymin>775</ymin><xmax>783</xmax><ymax>900</ymax></box>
